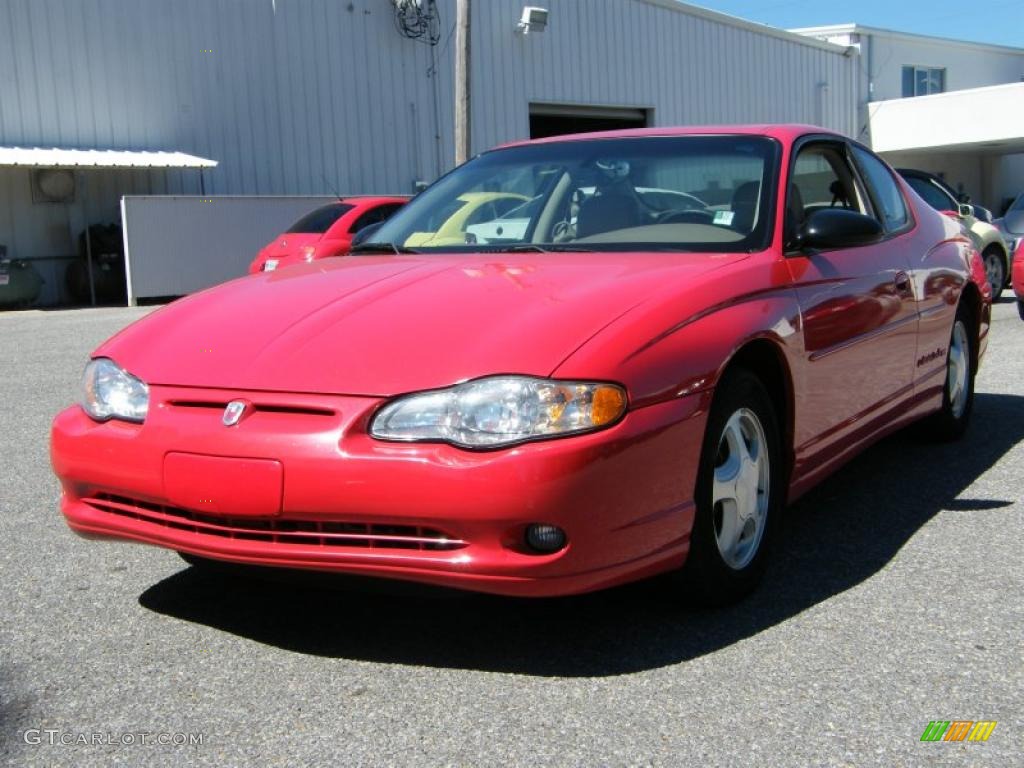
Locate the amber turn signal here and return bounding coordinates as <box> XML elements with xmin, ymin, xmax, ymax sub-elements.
<box><xmin>591</xmin><ymin>385</ymin><xmax>628</xmax><ymax>426</ymax></box>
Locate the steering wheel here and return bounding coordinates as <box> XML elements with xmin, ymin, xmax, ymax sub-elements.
<box><xmin>655</xmin><ymin>208</ymin><xmax>716</xmax><ymax>225</ymax></box>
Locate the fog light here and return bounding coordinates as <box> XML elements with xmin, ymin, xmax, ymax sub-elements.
<box><xmin>525</xmin><ymin>524</ymin><xmax>566</xmax><ymax>553</ymax></box>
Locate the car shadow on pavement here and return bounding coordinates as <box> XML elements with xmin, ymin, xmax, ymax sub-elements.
<box><xmin>139</xmin><ymin>393</ymin><xmax>1023</xmax><ymax>677</ymax></box>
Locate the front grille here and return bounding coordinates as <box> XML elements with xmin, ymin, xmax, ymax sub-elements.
<box><xmin>82</xmin><ymin>494</ymin><xmax>466</xmax><ymax>551</ymax></box>
<box><xmin>167</xmin><ymin>400</ymin><xmax>336</xmax><ymax>417</ymax></box>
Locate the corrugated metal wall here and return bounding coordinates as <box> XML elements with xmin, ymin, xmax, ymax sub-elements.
<box><xmin>473</xmin><ymin>0</ymin><xmax>858</xmax><ymax>149</ymax></box>
<box><xmin>0</xmin><ymin>0</ymin><xmax>451</xmax><ymax>196</ymax></box>
<box><xmin>0</xmin><ymin>0</ymin><xmax>858</xmax><ymax>302</ymax></box>
<box><xmin>1</xmin><ymin>0</ymin><xmax>856</xmax><ymax>194</ymax></box>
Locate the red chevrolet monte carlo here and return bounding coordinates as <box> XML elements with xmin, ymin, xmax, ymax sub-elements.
<box><xmin>248</xmin><ymin>196</ymin><xmax>408</xmax><ymax>274</ymax></box>
<box><xmin>51</xmin><ymin>125</ymin><xmax>991</xmax><ymax>605</ymax></box>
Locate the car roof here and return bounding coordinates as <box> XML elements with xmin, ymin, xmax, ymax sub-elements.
<box><xmin>896</xmin><ymin>168</ymin><xmax>957</xmax><ymax>195</ymax></box>
<box><xmin>495</xmin><ymin>123</ymin><xmax>837</xmax><ymax>150</ymax></box>
<box><xmin>895</xmin><ymin>168</ymin><xmax>934</xmax><ymax>179</ymax></box>
<box><xmin>337</xmin><ymin>195</ymin><xmax>411</xmax><ymax>206</ymax></box>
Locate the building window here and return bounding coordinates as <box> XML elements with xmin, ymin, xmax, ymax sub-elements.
<box><xmin>901</xmin><ymin>66</ymin><xmax>945</xmax><ymax>97</ymax></box>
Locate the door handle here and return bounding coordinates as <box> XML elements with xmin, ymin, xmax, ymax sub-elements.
<box><xmin>894</xmin><ymin>271</ymin><xmax>912</xmax><ymax>296</ymax></box>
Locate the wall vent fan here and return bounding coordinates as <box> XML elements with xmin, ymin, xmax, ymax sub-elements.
<box><xmin>31</xmin><ymin>168</ymin><xmax>76</xmax><ymax>203</ymax></box>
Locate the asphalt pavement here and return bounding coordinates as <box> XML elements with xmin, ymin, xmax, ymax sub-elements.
<box><xmin>1</xmin><ymin>299</ymin><xmax>1022</xmax><ymax>767</ymax></box>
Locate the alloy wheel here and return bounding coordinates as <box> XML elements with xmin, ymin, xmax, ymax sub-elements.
<box><xmin>984</xmin><ymin>252</ymin><xmax>1004</xmax><ymax>292</ymax></box>
<box><xmin>712</xmin><ymin>408</ymin><xmax>770</xmax><ymax>570</ymax></box>
<box><xmin>948</xmin><ymin>319</ymin><xmax>970</xmax><ymax>419</ymax></box>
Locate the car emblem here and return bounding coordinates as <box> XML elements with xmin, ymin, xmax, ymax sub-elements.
<box><xmin>222</xmin><ymin>400</ymin><xmax>249</xmax><ymax>426</ymax></box>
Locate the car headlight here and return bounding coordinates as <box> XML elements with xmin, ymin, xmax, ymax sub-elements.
<box><xmin>370</xmin><ymin>375</ymin><xmax>628</xmax><ymax>448</ymax></box>
<box><xmin>81</xmin><ymin>357</ymin><xmax>149</xmax><ymax>423</ymax></box>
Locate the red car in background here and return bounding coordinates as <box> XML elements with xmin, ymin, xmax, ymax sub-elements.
<box><xmin>52</xmin><ymin>126</ymin><xmax>990</xmax><ymax>605</ymax></box>
<box><xmin>248</xmin><ymin>196</ymin><xmax>408</xmax><ymax>274</ymax></box>
<box><xmin>1013</xmin><ymin>239</ymin><xmax>1024</xmax><ymax>320</ymax></box>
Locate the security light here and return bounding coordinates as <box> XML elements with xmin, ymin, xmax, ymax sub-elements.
<box><xmin>516</xmin><ymin>6</ymin><xmax>549</xmax><ymax>34</ymax></box>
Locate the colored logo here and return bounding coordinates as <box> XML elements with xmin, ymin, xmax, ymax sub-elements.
<box><xmin>921</xmin><ymin>721</ymin><xmax>997</xmax><ymax>742</ymax></box>
<box><xmin>222</xmin><ymin>400</ymin><xmax>249</xmax><ymax>427</ymax></box>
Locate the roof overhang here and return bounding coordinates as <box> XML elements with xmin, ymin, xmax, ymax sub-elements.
<box><xmin>791</xmin><ymin>23</ymin><xmax>1024</xmax><ymax>55</ymax></box>
<box><xmin>0</xmin><ymin>147</ymin><xmax>217</xmax><ymax>169</ymax></box>
<box><xmin>640</xmin><ymin>1</ymin><xmax>854</xmax><ymax>55</ymax></box>
<box><xmin>869</xmin><ymin>83</ymin><xmax>1024</xmax><ymax>155</ymax></box>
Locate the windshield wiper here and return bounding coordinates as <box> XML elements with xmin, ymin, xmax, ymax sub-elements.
<box><xmin>493</xmin><ymin>244</ymin><xmax>550</xmax><ymax>253</ymax></box>
<box><xmin>350</xmin><ymin>242</ymin><xmax>420</xmax><ymax>255</ymax></box>
<box><xmin>481</xmin><ymin>244</ymin><xmax>593</xmax><ymax>253</ymax></box>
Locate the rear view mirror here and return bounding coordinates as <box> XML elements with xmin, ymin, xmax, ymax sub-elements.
<box><xmin>792</xmin><ymin>209</ymin><xmax>883</xmax><ymax>251</ymax></box>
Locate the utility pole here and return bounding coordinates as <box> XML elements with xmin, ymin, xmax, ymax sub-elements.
<box><xmin>454</xmin><ymin>0</ymin><xmax>471</xmax><ymax>165</ymax></box>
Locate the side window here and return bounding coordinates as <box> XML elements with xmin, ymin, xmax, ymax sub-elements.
<box><xmin>852</xmin><ymin>147</ymin><xmax>909</xmax><ymax>231</ymax></box>
<box><xmin>349</xmin><ymin>208</ymin><xmax>378</xmax><ymax>234</ymax></box>
<box><xmin>349</xmin><ymin>204</ymin><xmax>402</xmax><ymax>234</ymax></box>
<box><xmin>904</xmin><ymin>176</ymin><xmax>954</xmax><ymax>212</ymax></box>
<box><xmin>901</xmin><ymin>66</ymin><xmax>945</xmax><ymax>98</ymax></box>
<box><xmin>786</xmin><ymin>144</ymin><xmax>868</xmax><ymax>244</ymax></box>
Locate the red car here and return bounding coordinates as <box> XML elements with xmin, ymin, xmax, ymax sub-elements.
<box><xmin>52</xmin><ymin>125</ymin><xmax>990</xmax><ymax>604</ymax></box>
<box><xmin>248</xmin><ymin>196</ymin><xmax>408</xmax><ymax>274</ymax></box>
<box><xmin>1014</xmin><ymin>239</ymin><xmax>1024</xmax><ymax>320</ymax></box>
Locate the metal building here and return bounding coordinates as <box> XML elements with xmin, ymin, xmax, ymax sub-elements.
<box><xmin>794</xmin><ymin>24</ymin><xmax>1024</xmax><ymax>212</ymax></box>
<box><xmin>0</xmin><ymin>0</ymin><xmax>858</xmax><ymax>305</ymax></box>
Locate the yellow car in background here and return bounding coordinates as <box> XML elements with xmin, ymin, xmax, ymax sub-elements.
<box><xmin>404</xmin><ymin>192</ymin><xmax>528</xmax><ymax>247</ymax></box>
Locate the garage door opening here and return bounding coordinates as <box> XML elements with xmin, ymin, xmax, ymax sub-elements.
<box><xmin>529</xmin><ymin>104</ymin><xmax>650</xmax><ymax>139</ymax></box>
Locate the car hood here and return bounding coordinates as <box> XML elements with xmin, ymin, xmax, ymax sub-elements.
<box><xmin>98</xmin><ymin>252</ymin><xmax>745</xmax><ymax>396</ymax></box>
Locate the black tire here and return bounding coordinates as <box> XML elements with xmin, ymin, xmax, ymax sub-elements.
<box><xmin>674</xmin><ymin>368</ymin><xmax>784</xmax><ymax>607</ymax></box>
<box><xmin>1017</xmin><ymin>300</ymin><xmax>1024</xmax><ymax>322</ymax></box>
<box><xmin>925</xmin><ymin>302</ymin><xmax>975</xmax><ymax>441</ymax></box>
<box><xmin>982</xmin><ymin>247</ymin><xmax>1005</xmax><ymax>301</ymax></box>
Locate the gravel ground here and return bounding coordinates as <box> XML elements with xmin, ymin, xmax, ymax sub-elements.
<box><xmin>1</xmin><ymin>299</ymin><xmax>1022</xmax><ymax>768</ymax></box>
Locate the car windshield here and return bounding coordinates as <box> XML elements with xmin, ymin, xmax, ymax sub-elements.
<box><xmin>371</xmin><ymin>136</ymin><xmax>780</xmax><ymax>253</ymax></box>
<box><xmin>1010</xmin><ymin>195</ymin><xmax>1024</xmax><ymax>213</ymax></box>
<box><xmin>286</xmin><ymin>203</ymin><xmax>354</xmax><ymax>233</ymax></box>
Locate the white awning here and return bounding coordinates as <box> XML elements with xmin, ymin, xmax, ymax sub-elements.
<box><xmin>869</xmin><ymin>83</ymin><xmax>1024</xmax><ymax>155</ymax></box>
<box><xmin>0</xmin><ymin>146</ymin><xmax>218</xmax><ymax>169</ymax></box>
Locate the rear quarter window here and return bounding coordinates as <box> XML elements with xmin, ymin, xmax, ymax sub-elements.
<box><xmin>287</xmin><ymin>203</ymin><xmax>354</xmax><ymax>234</ymax></box>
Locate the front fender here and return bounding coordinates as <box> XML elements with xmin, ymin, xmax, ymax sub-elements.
<box><xmin>553</xmin><ymin>256</ymin><xmax>802</xmax><ymax>410</ymax></box>
<box><xmin>972</xmin><ymin>222</ymin><xmax>1009</xmax><ymax>261</ymax></box>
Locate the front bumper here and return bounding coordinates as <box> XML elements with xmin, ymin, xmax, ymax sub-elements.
<box><xmin>52</xmin><ymin>385</ymin><xmax>709</xmax><ymax>596</ymax></box>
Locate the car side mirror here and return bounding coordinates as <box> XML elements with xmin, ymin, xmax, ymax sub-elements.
<box><xmin>958</xmin><ymin>203</ymin><xmax>974</xmax><ymax>218</ymax></box>
<box><xmin>351</xmin><ymin>221</ymin><xmax>384</xmax><ymax>247</ymax></box>
<box><xmin>792</xmin><ymin>208</ymin><xmax>884</xmax><ymax>251</ymax></box>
